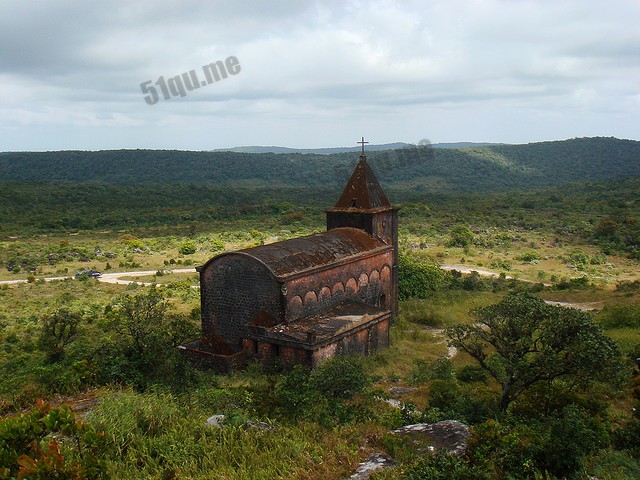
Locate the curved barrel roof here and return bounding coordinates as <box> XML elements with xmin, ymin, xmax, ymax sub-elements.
<box><xmin>204</xmin><ymin>227</ymin><xmax>389</xmax><ymax>279</ymax></box>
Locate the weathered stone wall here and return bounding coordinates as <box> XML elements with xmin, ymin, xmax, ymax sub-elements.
<box><xmin>327</xmin><ymin>209</ymin><xmax>399</xmax><ymax>316</ymax></box>
<box><xmin>310</xmin><ymin>317</ymin><xmax>390</xmax><ymax>368</ymax></box>
<box><xmin>200</xmin><ymin>254</ymin><xmax>282</xmax><ymax>347</ymax></box>
<box><xmin>248</xmin><ymin>316</ymin><xmax>390</xmax><ymax>370</ymax></box>
<box><xmin>283</xmin><ymin>251</ymin><xmax>393</xmax><ymax>322</ymax></box>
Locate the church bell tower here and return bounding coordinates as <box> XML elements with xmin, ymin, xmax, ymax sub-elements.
<box><xmin>326</xmin><ymin>137</ymin><xmax>399</xmax><ymax>315</ymax></box>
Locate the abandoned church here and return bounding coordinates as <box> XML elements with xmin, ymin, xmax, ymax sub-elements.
<box><xmin>181</xmin><ymin>140</ymin><xmax>398</xmax><ymax>371</ymax></box>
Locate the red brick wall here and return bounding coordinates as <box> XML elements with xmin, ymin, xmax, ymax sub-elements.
<box><xmin>283</xmin><ymin>251</ymin><xmax>393</xmax><ymax>322</ymax></box>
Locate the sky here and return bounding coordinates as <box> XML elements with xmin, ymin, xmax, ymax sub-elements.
<box><xmin>1</xmin><ymin>0</ymin><xmax>639</xmax><ymax>151</ymax></box>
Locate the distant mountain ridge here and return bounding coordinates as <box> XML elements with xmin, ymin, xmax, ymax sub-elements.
<box><xmin>1</xmin><ymin>137</ymin><xmax>638</xmax><ymax>193</ymax></box>
<box><xmin>214</xmin><ymin>142</ymin><xmax>504</xmax><ymax>154</ymax></box>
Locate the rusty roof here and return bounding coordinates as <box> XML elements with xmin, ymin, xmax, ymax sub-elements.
<box><xmin>236</xmin><ymin>227</ymin><xmax>388</xmax><ymax>278</ymax></box>
<box><xmin>332</xmin><ymin>158</ymin><xmax>392</xmax><ymax>210</ymax></box>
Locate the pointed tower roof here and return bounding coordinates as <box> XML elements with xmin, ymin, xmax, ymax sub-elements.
<box><xmin>331</xmin><ymin>137</ymin><xmax>392</xmax><ymax>211</ymax></box>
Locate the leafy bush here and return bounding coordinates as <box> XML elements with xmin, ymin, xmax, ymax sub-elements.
<box><xmin>398</xmin><ymin>253</ymin><xmax>445</xmax><ymax>300</ymax></box>
<box><xmin>309</xmin><ymin>356</ymin><xmax>370</xmax><ymax>399</ymax></box>
<box><xmin>597</xmin><ymin>305</ymin><xmax>640</xmax><ymax>329</ymax></box>
<box><xmin>410</xmin><ymin>358</ymin><xmax>454</xmax><ymax>384</ymax></box>
<box><xmin>447</xmin><ymin>225</ymin><xmax>474</xmax><ymax>247</ymax></box>
<box><xmin>256</xmin><ymin>357</ymin><xmax>372</xmax><ymax>425</ymax></box>
<box><xmin>37</xmin><ymin>306</ymin><xmax>86</xmax><ymax>361</ymax></box>
<box><xmin>616</xmin><ymin>279</ymin><xmax>640</xmax><ymax>292</ymax></box>
<box><xmin>516</xmin><ymin>251</ymin><xmax>540</xmax><ymax>264</ymax></box>
<box><xmin>405</xmin><ymin>450</ymin><xmax>488</xmax><ymax>480</ymax></box>
<box><xmin>553</xmin><ymin>276</ymin><xmax>591</xmax><ymax>290</ymax></box>
<box><xmin>179</xmin><ymin>241</ymin><xmax>197</xmax><ymax>255</ymax></box>
<box><xmin>468</xmin><ymin>407</ymin><xmax>609</xmax><ymax>480</ymax></box>
<box><xmin>0</xmin><ymin>401</ymin><xmax>108</xmax><ymax>479</ymax></box>
<box><xmin>427</xmin><ymin>380</ymin><xmax>461</xmax><ymax>411</ymax></box>
<box><xmin>456</xmin><ymin>365</ymin><xmax>488</xmax><ymax>384</ymax></box>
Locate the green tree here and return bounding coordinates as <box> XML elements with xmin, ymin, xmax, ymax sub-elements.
<box><xmin>446</xmin><ymin>293</ymin><xmax>623</xmax><ymax>412</ymax></box>
<box><xmin>448</xmin><ymin>225</ymin><xmax>474</xmax><ymax>247</ymax></box>
<box><xmin>100</xmin><ymin>287</ymin><xmax>198</xmax><ymax>388</ymax></box>
<box><xmin>103</xmin><ymin>287</ymin><xmax>169</xmax><ymax>356</ymax></box>
<box><xmin>38</xmin><ymin>307</ymin><xmax>84</xmax><ymax>361</ymax></box>
<box><xmin>398</xmin><ymin>253</ymin><xmax>445</xmax><ymax>300</ymax></box>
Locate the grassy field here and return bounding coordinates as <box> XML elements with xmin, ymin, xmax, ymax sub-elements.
<box><xmin>1</xmin><ymin>202</ymin><xmax>639</xmax><ymax>478</ymax></box>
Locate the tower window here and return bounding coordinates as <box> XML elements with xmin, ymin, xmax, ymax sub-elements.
<box><xmin>351</xmin><ymin>198</ymin><xmax>357</xmax><ymax>207</ymax></box>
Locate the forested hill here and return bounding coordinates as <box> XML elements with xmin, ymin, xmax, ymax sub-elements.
<box><xmin>1</xmin><ymin>137</ymin><xmax>638</xmax><ymax>192</ymax></box>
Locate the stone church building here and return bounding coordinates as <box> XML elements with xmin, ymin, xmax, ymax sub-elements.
<box><xmin>181</xmin><ymin>142</ymin><xmax>398</xmax><ymax>371</ymax></box>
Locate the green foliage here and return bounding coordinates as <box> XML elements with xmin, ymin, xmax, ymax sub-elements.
<box><xmin>309</xmin><ymin>356</ymin><xmax>371</xmax><ymax>399</ymax></box>
<box><xmin>597</xmin><ymin>304</ymin><xmax>640</xmax><ymax>329</ymax></box>
<box><xmin>255</xmin><ymin>357</ymin><xmax>372</xmax><ymax>425</ymax></box>
<box><xmin>405</xmin><ymin>449</ymin><xmax>488</xmax><ymax>480</ymax></box>
<box><xmin>456</xmin><ymin>365</ymin><xmax>489</xmax><ymax>384</ymax></box>
<box><xmin>2</xmin><ymin>138</ymin><xmax>640</xmax><ymax>193</ymax></box>
<box><xmin>468</xmin><ymin>406</ymin><xmax>609</xmax><ymax>479</ymax></box>
<box><xmin>616</xmin><ymin>279</ymin><xmax>640</xmax><ymax>292</ymax></box>
<box><xmin>103</xmin><ymin>287</ymin><xmax>169</xmax><ymax>355</ymax></box>
<box><xmin>516</xmin><ymin>250</ymin><xmax>540</xmax><ymax>264</ymax></box>
<box><xmin>421</xmin><ymin>380</ymin><xmax>497</xmax><ymax>424</ymax></box>
<box><xmin>37</xmin><ymin>307</ymin><xmax>86</xmax><ymax>361</ymax></box>
<box><xmin>400</xmin><ymin>202</ymin><xmax>431</xmax><ymax>217</ymax></box>
<box><xmin>447</xmin><ymin>293</ymin><xmax>625</xmax><ymax>411</ymax></box>
<box><xmin>447</xmin><ymin>225</ymin><xmax>474</xmax><ymax>247</ymax></box>
<box><xmin>178</xmin><ymin>241</ymin><xmax>197</xmax><ymax>255</ymax></box>
<box><xmin>0</xmin><ymin>401</ymin><xmax>108</xmax><ymax>479</ymax></box>
<box><xmin>410</xmin><ymin>358</ymin><xmax>454</xmax><ymax>384</ymax></box>
<box><xmin>98</xmin><ymin>287</ymin><xmax>198</xmax><ymax>389</ymax></box>
<box><xmin>398</xmin><ymin>253</ymin><xmax>445</xmax><ymax>300</ymax></box>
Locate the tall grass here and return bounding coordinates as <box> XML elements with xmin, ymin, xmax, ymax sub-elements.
<box><xmin>398</xmin><ymin>291</ymin><xmax>504</xmax><ymax>328</ymax></box>
<box><xmin>86</xmin><ymin>390</ymin><xmax>364</xmax><ymax>480</ymax></box>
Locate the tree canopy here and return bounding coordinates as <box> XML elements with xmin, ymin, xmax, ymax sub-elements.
<box><xmin>446</xmin><ymin>293</ymin><xmax>624</xmax><ymax>412</ymax></box>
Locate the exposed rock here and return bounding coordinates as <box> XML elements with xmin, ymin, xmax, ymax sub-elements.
<box><xmin>389</xmin><ymin>386</ymin><xmax>416</xmax><ymax>397</ymax></box>
<box><xmin>205</xmin><ymin>414</ymin><xmax>226</xmax><ymax>428</ymax></box>
<box><xmin>392</xmin><ymin>420</ymin><xmax>470</xmax><ymax>454</ymax></box>
<box><xmin>347</xmin><ymin>452</ymin><xmax>394</xmax><ymax>480</ymax></box>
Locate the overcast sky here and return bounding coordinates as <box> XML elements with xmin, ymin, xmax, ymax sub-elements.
<box><xmin>1</xmin><ymin>0</ymin><xmax>639</xmax><ymax>151</ymax></box>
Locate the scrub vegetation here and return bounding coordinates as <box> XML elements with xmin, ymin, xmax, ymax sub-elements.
<box><xmin>1</xmin><ymin>140</ymin><xmax>640</xmax><ymax>478</ymax></box>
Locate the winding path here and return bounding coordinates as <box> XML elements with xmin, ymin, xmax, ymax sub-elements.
<box><xmin>440</xmin><ymin>264</ymin><xmax>552</xmax><ymax>286</ymax></box>
<box><xmin>0</xmin><ymin>267</ymin><xmax>196</xmax><ymax>286</ymax></box>
<box><xmin>1</xmin><ymin>265</ymin><xmax>603</xmax><ymax>310</ymax></box>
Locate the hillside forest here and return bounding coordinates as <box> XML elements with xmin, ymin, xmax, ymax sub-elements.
<box><xmin>0</xmin><ymin>137</ymin><xmax>639</xmax><ymax>479</ymax></box>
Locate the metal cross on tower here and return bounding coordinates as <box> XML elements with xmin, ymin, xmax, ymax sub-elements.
<box><xmin>357</xmin><ymin>136</ymin><xmax>369</xmax><ymax>160</ymax></box>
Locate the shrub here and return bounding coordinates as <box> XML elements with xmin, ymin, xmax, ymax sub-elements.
<box><xmin>456</xmin><ymin>365</ymin><xmax>488</xmax><ymax>384</ymax></box>
<box><xmin>427</xmin><ymin>380</ymin><xmax>461</xmax><ymax>410</ymax></box>
<box><xmin>37</xmin><ymin>307</ymin><xmax>85</xmax><ymax>361</ymax></box>
<box><xmin>179</xmin><ymin>241</ymin><xmax>197</xmax><ymax>255</ymax></box>
<box><xmin>398</xmin><ymin>253</ymin><xmax>445</xmax><ymax>300</ymax></box>
<box><xmin>516</xmin><ymin>251</ymin><xmax>540</xmax><ymax>264</ymax></box>
<box><xmin>0</xmin><ymin>401</ymin><xmax>108</xmax><ymax>479</ymax></box>
<box><xmin>447</xmin><ymin>225</ymin><xmax>474</xmax><ymax>247</ymax></box>
<box><xmin>405</xmin><ymin>450</ymin><xmax>488</xmax><ymax>480</ymax></box>
<box><xmin>410</xmin><ymin>359</ymin><xmax>454</xmax><ymax>384</ymax></box>
<box><xmin>597</xmin><ymin>305</ymin><xmax>640</xmax><ymax>329</ymax></box>
<box><xmin>616</xmin><ymin>279</ymin><xmax>640</xmax><ymax>292</ymax></box>
<box><xmin>310</xmin><ymin>356</ymin><xmax>371</xmax><ymax>399</ymax></box>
